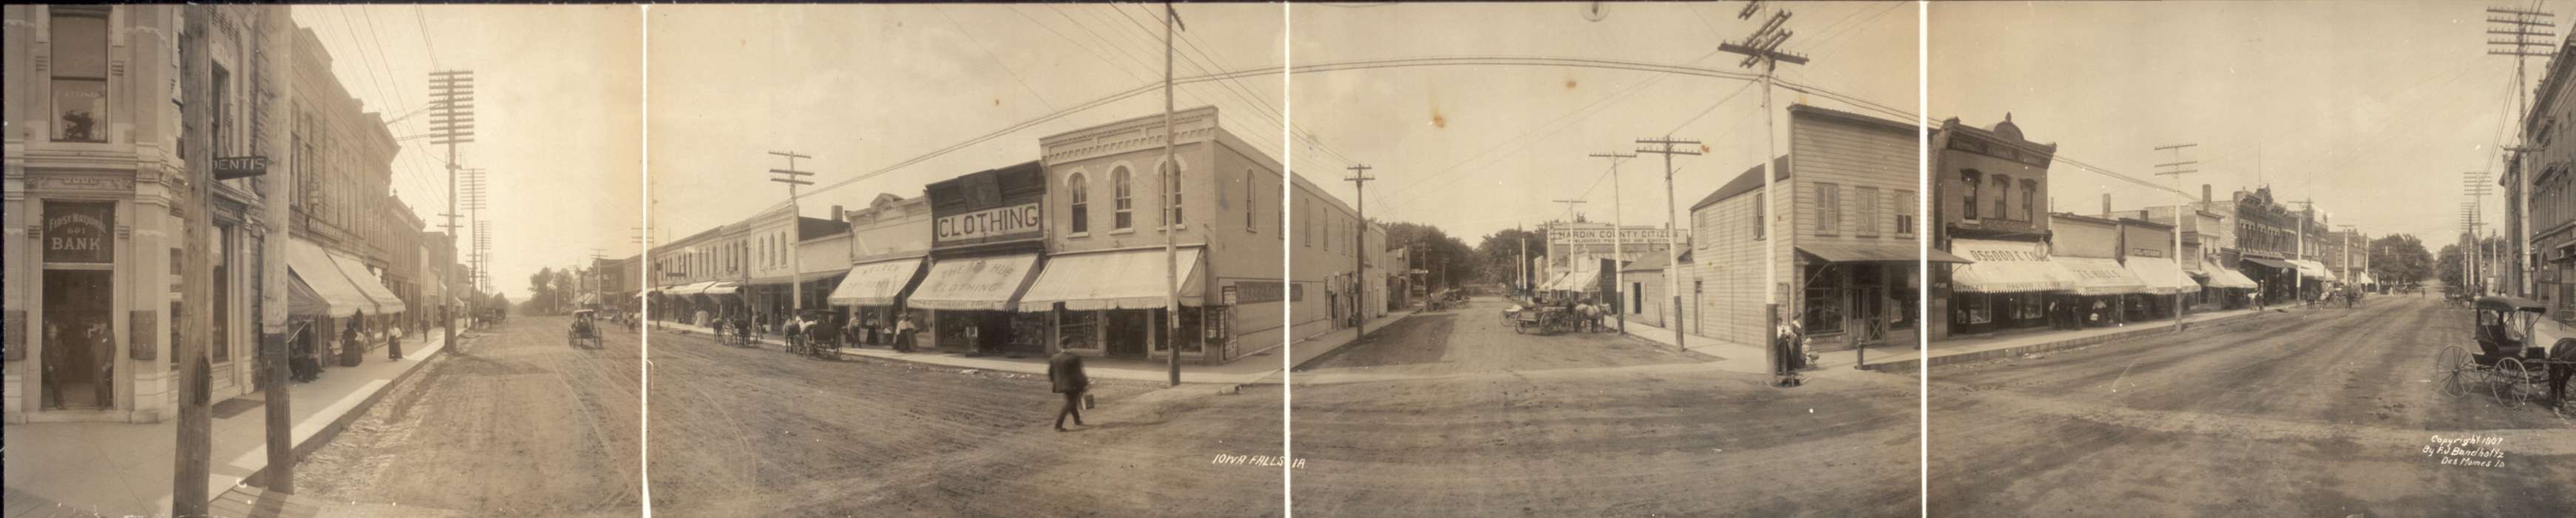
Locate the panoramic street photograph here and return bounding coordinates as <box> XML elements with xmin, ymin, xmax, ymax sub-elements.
<box><xmin>1925</xmin><ymin>2</ymin><xmax>2576</xmax><ymax>516</ymax></box>
<box><xmin>2</xmin><ymin>4</ymin><xmax>645</xmax><ymax>517</ymax></box>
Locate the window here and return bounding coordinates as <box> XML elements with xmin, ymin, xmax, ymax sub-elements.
<box><xmin>1163</xmin><ymin>162</ymin><xmax>1183</xmax><ymax>228</ymax></box>
<box><xmin>1895</xmin><ymin>189</ymin><xmax>1917</xmax><ymax>238</ymax></box>
<box><xmin>1802</xmin><ymin>263</ymin><xmax>1843</xmax><ymax>333</ymax></box>
<box><xmin>2021</xmin><ymin>179</ymin><xmax>2039</xmax><ymax>221</ymax></box>
<box><xmin>213</xmin><ymin>64</ymin><xmax>234</xmax><ymax>155</ymax></box>
<box><xmin>1753</xmin><ymin>188</ymin><xmax>1766</xmax><ymax>240</ymax></box>
<box><xmin>1302</xmin><ymin>200</ymin><xmax>1312</xmax><ymax>247</ymax></box>
<box><xmin>1961</xmin><ymin>169</ymin><xmax>1983</xmax><ymax>220</ymax></box>
<box><xmin>51</xmin><ymin>9</ymin><xmax>109</xmax><ymax>143</ymax></box>
<box><xmin>1857</xmin><ymin>186</ymin><xmax>1880</xmax><ymax>238</ymax></box>
<box><xmin>1068</xmin><ymin>173</ymin><xmax>1090</xmax><ymax>234</ymax></box>
<box><xmin>1992</xmin><ymin>175</ymin><xmax>2012</xmax><ymax>221</ymax></box>
<box><xmin>1815</xmin><ymin>183</ymin><xmax>1840</xmax><ymax>236</ymax></box>
<box><xmin>1113</xmin><ymin>166</ymin><xmax>1134</xmax><ymax>229</ymax></box>
<box><xmin>1246</xmin><ymin>170</ymin><xmax>1257</xmax><ymax>231</ymax></box>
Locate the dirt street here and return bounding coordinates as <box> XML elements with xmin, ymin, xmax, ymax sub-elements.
<box><xmin>294</xmin><ymin>316</ymin><xmax>645</xmax><ymax>517</ymax></box>
<box><xmin>640</xmin><ymin>326</ymin><xmax>1285</xmax><ymax>517</ymax></box>
<box><xmin>1287</xmin><ymin>299</ymin><xmax>1920</xmax><ymax>516</ymax></box>
<box><xmin>1930</xmin><ymin>295</ymin><xmax>2576</xmax><ymax>516</ymax></box>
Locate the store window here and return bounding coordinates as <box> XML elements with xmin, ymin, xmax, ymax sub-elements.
<box><xmin>1068</xmin><ymin>173</ymin><xmax>1089</xmax><ymax>234</ymax></box>
<box><xmin>51</xmin><ymin>8</ymin><xmax>109</xmax><ymax>143</ymax></box>
<box><xmin>1802</xmin><ymin>263</ymin><xmax>1843</xmax><ymax>334</ymax></box>
<box><xmin>1057</xmin><ymin>307</ymin><xmax>1098</xmax><ymax>351</ymax></box>
<box><xmin>1957</xmin><ymin>293</ymin><xmax>1992</xmax><ymax>326</ymax></box>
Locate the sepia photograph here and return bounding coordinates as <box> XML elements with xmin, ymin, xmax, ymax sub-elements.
<box><xmin>1926</xmin><ymin>1</ymin><xmax>2576</xmax><ymax>516</ymax></box>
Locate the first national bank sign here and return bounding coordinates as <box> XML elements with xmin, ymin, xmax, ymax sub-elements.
<box><xmin>935</xmin><ymin>203</ymin><xmax>1043</xmax><ymax>243</ymax></box>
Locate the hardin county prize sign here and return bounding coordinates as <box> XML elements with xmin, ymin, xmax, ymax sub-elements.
<box><xmin>934</xmin><ymin>203</ymin><xmax>1043</xmax><ymax>244</ymax></box>
<box><xmin>1552</xmin><ymin>227</ymin><xmax>1680</xmax><ymax>246</ymax></box>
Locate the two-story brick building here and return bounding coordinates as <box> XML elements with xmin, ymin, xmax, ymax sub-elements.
<box><xmin>1929</xmin><ymin>114</ymin><xmax>2067</xmax><ymax>339</ymax></box>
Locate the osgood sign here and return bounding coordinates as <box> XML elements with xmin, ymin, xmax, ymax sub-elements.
<box><xmin>934</xmin><ymin>203</ymin><xmax>1043</xmax><ymax>245</ymax></box>
<box><xmin>1552</xmin><ymin>228</ymin><xmax>1679</xmax><ymax>246</ymax></box>
<box><xmin>44</xmin><ymin>202</ymin><xmax>115</xmax><ymax>263</ymax></box>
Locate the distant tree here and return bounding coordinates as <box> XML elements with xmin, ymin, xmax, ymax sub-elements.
<box><xmin>2368</xmin><ymin>234</ymin><xmax>2431</xmax><ymax>287</ymax></box>
<box><xmin>1377</xmin><ymin>220</ymin><xmax>1481</xmax><ymax>287</ymax></box>
<box><xmin>2437</xmin><ymin>243</ymin><xmax>2462</xmax><ymax>292</ymax></box>
<box><xmin>1477</xmin><ymin>227</ymin><xmax>1546</xmax><ymax>289</ymax></box>
<box><xmin>529</xmin><ymin>267</ymin><xmax>560</xmax><ymax>314</ymax></box>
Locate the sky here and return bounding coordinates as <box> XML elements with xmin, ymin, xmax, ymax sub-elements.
<box><xmin>293</xmin><ymin>5</ymin><xmax>643</xmax><ymax>300</ymax></box>
<box><xmin>1930</xmin><ymin>1</ymin><xmax>2560</xmax><ymax>248</ymax></box>
<box><xmin>644</xmin><ymin>2</ymin><xmax>1919</xmax><ymax>250</ymax></box>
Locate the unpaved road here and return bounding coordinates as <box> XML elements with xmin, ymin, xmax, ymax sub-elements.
<box><xmin>1930</xmin><ymin>295</ymin><xmax>2576</xmax><ymax>516</ymax></box>
<box><xmin>642</xmin><ymin>326</ymin><xmax>1284</xmax><ymax>516</ymax></box>
<box><xmin>1287</xmin><ymin>299</ymin><xmax>1919</xmax><ymax>516</ymax></box>
<box><xmin>295</xmin><ymin>316</ymin><xmax>645</xmax><ymax>517</ymax></box>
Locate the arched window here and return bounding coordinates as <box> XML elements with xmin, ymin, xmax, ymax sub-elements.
<box><xmin>1068</xmin><ymin>172</ymin><xmax>1090</xmax><ymax>234</ymax></box>
<box><xmin>1162</xmin><ymin>161</ymin><xmax>1184</xmax><ymax>228</ymax></box>
<box><xmin>1113</xmin><ymin>166</ymin><xmax>1134</xmax><ymax>229</ymax></box>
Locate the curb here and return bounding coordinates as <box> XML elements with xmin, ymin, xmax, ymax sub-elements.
<box><xmin>238</xmin><ymin>332</ymin><xmax>466</xmax><ymax>491</ymax></box>
<box><xmin>1862</xmin><ymin>309</ymin><xmax>2282</xmax><ymax>373</ymax></box>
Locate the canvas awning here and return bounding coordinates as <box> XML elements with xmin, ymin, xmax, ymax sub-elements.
<box><xmin>1018</xmin><ymin>248</ymin><xmax>1205</xmax><ymax>312</ymax></box>
<box><xmin>1948</xmin><ymin>239</ymin><xmax>2075</xmax><ymax>293</ymax></box>
<box><xmin>2356</xmin><ymin>272</ymin><xmax>2378</xmax><ymax>285</ymax></box>
<box><xmin>2121</xmin><ymin>258</ymin><xmax>2200</xmax><ymax>295</ymax></box>
<box><xmin>2203</xmin><ymin>267</ymin><xmax>2260</xmax><ymax>289</ymax></box>
<box><xmin>906</xmin><ymin>253</ymin><xmax>1042</xmax><ymax>311</ymax></box>
<box><xmin>2052</xmin><ymin>256</ymin><xmax>2152</xmax><ymax>296</ymax></box>
<box><xmin>1797</xmin><ymin>242</ymin><xmax>1970</xmax><ymax>263</ymax></box>
<box><xmin>827</xmin><ymin>256</ymin><xmax>926</xmax><ymax>306</ymax></box>
<box><xmin>702</xmin><ymin>282</ymin><xmax>741</xmax><ymax>296</ymax></box>
<box><xmin>2241</xmin><ymin>256</ymin><xmax>2294</xmax><ymax>270</ymax></box>
<box><xmin>322</xmin><ymin>251</ymin><xmax>406</xmax><ymax>314</ymax></box>
<box><xmin>286</xmin><ymin>240</ymin><xmax>376</xmax><ymax>318</ymax></box>
<box><xmin>1546</xmin><ymin>270</ymin><xmax>1599</xmax><ymax>292</ymax></box>
<box><xmin>663</xmin><ymin>281</ymin><xmax>708</xmax><ymax>296</ymax></box>
<box><xmin>2287</xmin><ymin>259</ymin><xmax>2338</xmax><ymax>281</ymax></box>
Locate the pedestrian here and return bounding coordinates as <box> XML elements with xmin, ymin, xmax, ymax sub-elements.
<box><xmin>895</xmin><ymin>314</ymin><xmax>918</xmax><ymax>352</ymax></box>
<box><xmin>864</xmin><ymin>315</ymin><xmax>883</xmax><ymax>346</ymax></box>
<box><xmin>1048</xmin><ymin>348</ymin><xmax>1090</xmax><ymax>431</ymax></box>
<box><xmin>785</xmin><ymin>316</ymin><xmax>805</xmax><ymax>353</ymax></box>
<box><xmin>342</xmin><ymin>316</ymin><xmax>363</xmax><ymax>367</ymax></box>
<box><xmin>388</xmin><ymin>321</ymin><xmax>404</xmax><ymax>361</ymax></box>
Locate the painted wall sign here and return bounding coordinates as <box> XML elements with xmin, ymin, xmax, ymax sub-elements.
<box><xmin>44</xmin><ymin>203</ymin><xmax>115</xmax><ymax>263</ymax></box>
<box><xmin>933</xmin><ymin>203</ymin><xmax>1043</xmax><ymax>244</ymax></box>
<box><xmin>1551</xmin><ymin>228</ymin><xmax>1681</xmax><ymax>246</ymax></box>
<box><xmin>1233</xmin><ymin>280</ymin><xmax>1285</xmax><ymax>304</ymax></box>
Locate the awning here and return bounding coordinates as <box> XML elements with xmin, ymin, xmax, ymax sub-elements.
<box><xmin>702</xmin><ymin>282</ymin><xmax>741</xmax><ymax>296</ymax></box>
<box><xmin>2241</xmin><ymin>257</ymin><xmax>2294</xmax><ymax>270</ymax></box>
<box><xmin>2356</xmin><ymin>272</ymin><xmax>2378</xmax><ymax>285</ymax></box>
<box><xmin>324</xmin><ymin>251</ymin><xmax>406</xmax><ymax>314</ymax></box>
<box><xmin>906</xmin><ymin>253</ymin><xmax>1042</xmax><ymax>311</ymax></box>
<box><xmin>827</xmin><ymin>257</ymin><xmax>926</xmax><ymax>306</ymax></box>
<box><xmin>1797</xmin><ymin>242</ymin><xmax>1970</xmax><ymax>263</ymax></box>
<box><xmin>1547</xmin><ymin>270</ymin><xmax>1599</xmax><ymax>292</ymax></box>
<box><xmin>2052</xmin><ymin>256</ymin><xmax>2152</xmax><ymax>296</ymax></box>
<box><xmin>2121</xmin><ymin>258</ymin><xmax>2200</xmax><ymax>295</ymax></box>
<box><xmin>1948</xmin><ymin>239</ymin><xmax>2075</xmax><ymax>293</ymax></box>
<box><xmin>662</xmin><ymin>282</ymin><xmax>707</xmax><ymax>296</ymax></box>
<box><xmin>285</xmin><ymin>240</ymin><xmax>375</xmax><ymax>318</ymax></box>
<box><xmin>2203</xmin><ymin>267</ymin><xmax>2260</xmax><ymax>289</ymax></box>
<box><xmin>1018</xmin><ymin>248</ymin><xmax>1205</xmax><ymax>312</ymax></box>
<box><xmin>2287</xmin><ymin>259</ymin><xmax>2338</xmax><ymax>281</ymax></box>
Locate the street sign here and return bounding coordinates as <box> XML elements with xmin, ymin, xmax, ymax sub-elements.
<box><xmin>214</xmin><ymin>155</ymin><xmax>270</xmax><ymax>180</ymax></box>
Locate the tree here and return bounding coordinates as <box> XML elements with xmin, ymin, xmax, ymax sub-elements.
<box><xmin>1476</xmin><ymin>227</ymin><xmax>1546</xmax><ymax>290</ymax></box>
<box><xmin>528</xmin><ymin>267</ymin><xmax>560</xmax><ymax>314</ymax></box>
<box><xmin>2367</xmin><ymin>233</ymin><xmax>2431</xmax><ymax>287</ymax></box>
<box><xmin>1379</xmin><ymin>220</ymin><xmax>1480</xmax><ymax>288</ymax></box>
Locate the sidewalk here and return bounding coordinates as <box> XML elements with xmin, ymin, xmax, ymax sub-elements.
<box><xmin>1</xmin><ymin>327</ymin><xmax>458</xmax><ymax>517</ymax></box>
<box><xmin>1860</xmin><ymin>306</ymin><xmax>2282</xmax><ymax>372</ymax></box>
<box><xmin>648</xmin><ymin>309</ymin><xmax>1419</xmax><ymax>386</ymax></box>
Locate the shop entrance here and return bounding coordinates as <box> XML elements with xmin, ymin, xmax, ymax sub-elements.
<box><xmin>1105</xmin><ymin>309</ymin><xmax>1150</xmax><ymax>357</ymax></box>
<box><xmin>44</xmin><ymin>269</ymin><xmax>115</xmax><ymax>410</ymax></box>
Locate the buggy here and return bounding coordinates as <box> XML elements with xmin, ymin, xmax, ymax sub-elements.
<box><xmin>2433</xmin><ymin>296</ymin><xmax>2575</xmax><ymax>412</ymax></box>
<box><xmin>569</xmin><ymin>309</ymin><xmax>603</xmax><ymax>349</ymax></box>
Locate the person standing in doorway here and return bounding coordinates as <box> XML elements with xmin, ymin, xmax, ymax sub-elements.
<box><xmin>1048</xmin><ymin>347</ymin><xmax>1089</xmax><ymax>431</ymax></box>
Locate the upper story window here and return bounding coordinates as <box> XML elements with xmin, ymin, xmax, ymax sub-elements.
<box><xmin>1857</xmin><ymin>186</ymin><xmax>1880</xmax><ymax>238</ymax></box>
<box><xmin>1896</xmin><ymin>189</ymin><xmax>1917</xmax><ymax>238</ymax></box>
<box><xmin>1991</xmin><ymin>174</ymin><xmax>2012</xmax><ymax>221</ymax></box>
<box><xmin>51</xmin><ymin>8</ymin><xmax>109</xmax><ymax>143</ymax></box>
<box><xmin>1960</xmin><ymin>169</ymin><xmax>1983</xmax><ymax>220</ymax></box>
<box><xmin>1163</xmin><ymin>162</ymin><xmax>1184</xmax><ymax>228</ymax></box>
<box><xmin>1753</xmin><ymin>187</ymin><xmax>1767</xmax><ymax>240</ymax></box>
<box><xmin>1113</xmin><ymin>166</ymin><xmax>1135</xmax><ymax>230</ymax></box>
<box><xmin>1815</xmin><ymin>182</ymin><xmax>1842</xmax><ymax>236</ymax></box>
<box><xmin>1068</xmin><ymin>173</ymin><xmax>1090</xmax><ymax>235</ymax></box>
<box><xmin>1245</xmin><ymin>170</ymin><xmax>1257</xmax><ymax>232</ymax></box>
<box><xmin>2021</xmin><ymin>179</ymin><xmax>2039</xmax><ymax>221</ymax></box>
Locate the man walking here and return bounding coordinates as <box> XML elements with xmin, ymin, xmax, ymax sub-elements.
<box><xmin>1048</xmin><ymin>348</ymin><xmax>1089</xmax><ymax>431</ymax></box>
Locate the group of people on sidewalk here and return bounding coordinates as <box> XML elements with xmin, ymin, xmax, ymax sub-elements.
<box><xmin>702</xmin><ymin>311</ymin><xmax>921</xmax><ymax>353</ymax></box>
<box><xmin>287</xmin><ymin>312</ymin><xmax>427</xmax><ymax>384</ymax></box>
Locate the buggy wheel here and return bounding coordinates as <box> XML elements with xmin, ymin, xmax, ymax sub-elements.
<box><xmin>2492</xmin><ymin>357</ymin><xmax>2532</xmax><ymax>408</ymax></box>
<box><xmin>2435</xmin><ymin>346</ymin><xmax>2470</xmax><ymax>397</ymax></box>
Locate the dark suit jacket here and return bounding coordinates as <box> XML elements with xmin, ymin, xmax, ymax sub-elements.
<box><xmin>1048</xmin><ymin>352</ymin><xmax>1088</xmax><ymax>394</ymax></box>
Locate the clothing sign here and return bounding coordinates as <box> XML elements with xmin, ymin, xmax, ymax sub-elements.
<box><xmin>934</xmin><ymin>203</ymin><xmax>1043</xmax><ymax>244</ymax></box>
<box><xmin>44</xmin><ymin>203</ymin><xmax>115</xmax><ymax>263</ymax></box>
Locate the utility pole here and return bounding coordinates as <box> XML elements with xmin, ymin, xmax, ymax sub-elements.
<box><xmin>174</xmin><ymin>8</ymin><xmax>214</xmax><ymax>514</ymax></box>
<box><xmin>256</xmin><ymin>6</ymin><xmax>298</xmax><ymax>494</ymax></box>
<box><xmin>1587</xmin><ymin>151</ymin><xmax>1636</xmax><ymax>334</ymax></box>
<box><xmin>430</xmin><ymin>68</ymin><xmax>472</xmax><ymax>344</ymax></box>
<box><xmin>2491</xmin><ymin>7</ymin><xmax>2553</xmax><ymax>297</ymax></box>
<box><xmin>2155</xmin><ymin>143</ymin><xmax>2197</xmax><ymax>332</ymax></box>
<box><xmin>1551</xmin><ymin>200</ymin><xmax>1587</xmax><ymax>290</ymax></box>
<box><xmin>1723</xmin><ymin>0</ymin><xmax>1811</xmax><ymax>388</ymax></box>
<box><xmin>2468</xmin><ymin>172</ymin><xmax>2494</xmax><ymax>295</ymax></box>
<box><xmin>769</xmin><ymin>151</ymin><xmax>815</xmax><ymax>318</ymax></box>
<box><xmin>1347</xmin><ymin>165</ymin><xmax>1375</xmax><ymax>342</ymax></box>
<box><xmin>2291</xmin><ymin>199</ymin><xmax>2314</xmax><ymax>305</ymax></box>
<box><xmin>1162</xmin><ymin>2</ymin><xmax>1187</xmax><ymax>387</ymax></box>
<box><xmin>1517</xmin><ymin>223</ymin><xmax>1530</xmax><ymax>299</ymax></box>
<box><xmin>1636</xmin><ymin>138</ymin><xmax>1700</xmax><ymax>352</ymax></box>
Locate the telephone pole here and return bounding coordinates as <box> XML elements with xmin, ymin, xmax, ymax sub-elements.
<box><xmin>2490</xmin><ymin>7</ymin><xmax>2553</xmax><ymax>297</ymax></box>
<box><xmin>1722</xmin><ymin>0</ymin><xmax>1811</xmax><ymax>387</ymax></box>
<box><xmin>174</xmin><ymin>8</ymin><xmax>215</xmax><ymax>514</ymax></box>
<box><xmin>1517</xmin><ymin>223</ymin><xmax>1531</xmax><ymax>298</ymax></box>
<box><xmin>256</xmin><ymin>7</ymin><xmax>299</xmax><ymax>494</ymax></box>
<box><xmin>430</xmin><ymin>68</ymin><xmax>472</xmax><ymax>346</ymax></box>
<box><xmin>1586</xmin><ymin>151</ymin><xmax>1636</xmax><ymax>334</ymax></box>
<box><xmin>2467</xmin><ymin>172</ymin><xmax>2494</xmax><ymax>295</ymax></box>
<box><xmin>1162</xmin><ymin>2</ymin><xmax>1187</xmax><ymax>387</ymax></box>
<box><xmin>2154</xmin><ymin>143</ymin><xmax>2197</xmax><ymax>332</ymax></box>
<box><xmin>1636</xmin><ymin>138</ymin><xmax>1700</xmax><ymax>352</ymax></box>
<box><xmin>1347</xmin><ymin>165</ymin><xmax>1375</xmax><ymax>340</ymax></box>
<box><xmin>1552</xmin><ymin>199</ymin><xmax>1588</xmax><ymax>289</ymax></box>
<box><xmin>768</xmin><ymin>151</ymin><xmax>815</xmax><ymax>317</ymax></box>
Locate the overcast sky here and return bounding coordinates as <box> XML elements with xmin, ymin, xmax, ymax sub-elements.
<box><xmin>294</xmin><ymin>5</ymin><xmax>642</xmax><ymax>300</ymax></box>
<box><xmin>645</xmin><ymin>2</ymin><xmax>1917</xmax><ymax>251</ymax></box>
<box><xmin>1931</xmin><ymin>1</ymin><xmax>2563</xmax><ymax>248</ymax></box>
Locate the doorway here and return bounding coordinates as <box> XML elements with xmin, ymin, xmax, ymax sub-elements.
<box><xmin>1105</xmin><ymin>309</ymin><xmax>1150</xmax><ymax>357</ymax></box>
<box><xmin>44</xmin><ymin>269</ymin><xmax>115</xmax><ymax>410</ymax></box>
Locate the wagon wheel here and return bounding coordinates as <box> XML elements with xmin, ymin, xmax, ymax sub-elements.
<box><xmin>2492</xmin><ymin>357</ymin><xmax>2531</xmax><ymax>408</ymax></box>
<box><xmin>2435</xmin><ymin>346</ymin><xmax>2470</xmax><ymax>397</ymax></box>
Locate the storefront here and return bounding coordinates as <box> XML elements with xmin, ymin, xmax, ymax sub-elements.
<box><xmin>1946</xmin><ymin>238</ymin><xmax>2073</xmax><ymax>335</ymax></box>
<box><xmin>1020</xmin><ymin>247</ymin><xmax>1213</xmax><ymax>360</ymax></box>
<box><xmin>2051</xmin><ymin>256</ymin><xmax>2150</xmax><ymax>327</ymax></box>
<box><xmin>906</xmin><ymin>253</ymin><xmax>1045</xmax><ymax>354</ymax></box>
<box><xmin>2239</xmin><ymin>255</ymin><xmax>2298</xmax><ymax>305</ymax></box>
<box><xmin>2288</xmin><ymin>259</ymin><xmax>2337</xmax><ymax>301</ymax></box>
<box><xmin>825</xmin><ymin>256</ymin><xmax>928</xmax><ymax>346</ymax></box>
<box><xmin>1797</xmin><ymin>243</ymin><xmax>1959</xmax><ymax>349</ymax></box>
<box><xmin>2121</xmin><ymin>256</ymin><xmax>2200</xmax><ymax>320</ymax></box>
<box><xmin>2197</xmin><ymin>267</ymin><xmax>2261</xmax><ymax>309</ymax></box>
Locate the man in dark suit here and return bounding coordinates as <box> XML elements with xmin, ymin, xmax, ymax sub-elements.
<box><xmin>1048</xmin><ymin>349</ymin><xmax>1089</xmax><ymax>431</ymax></box>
